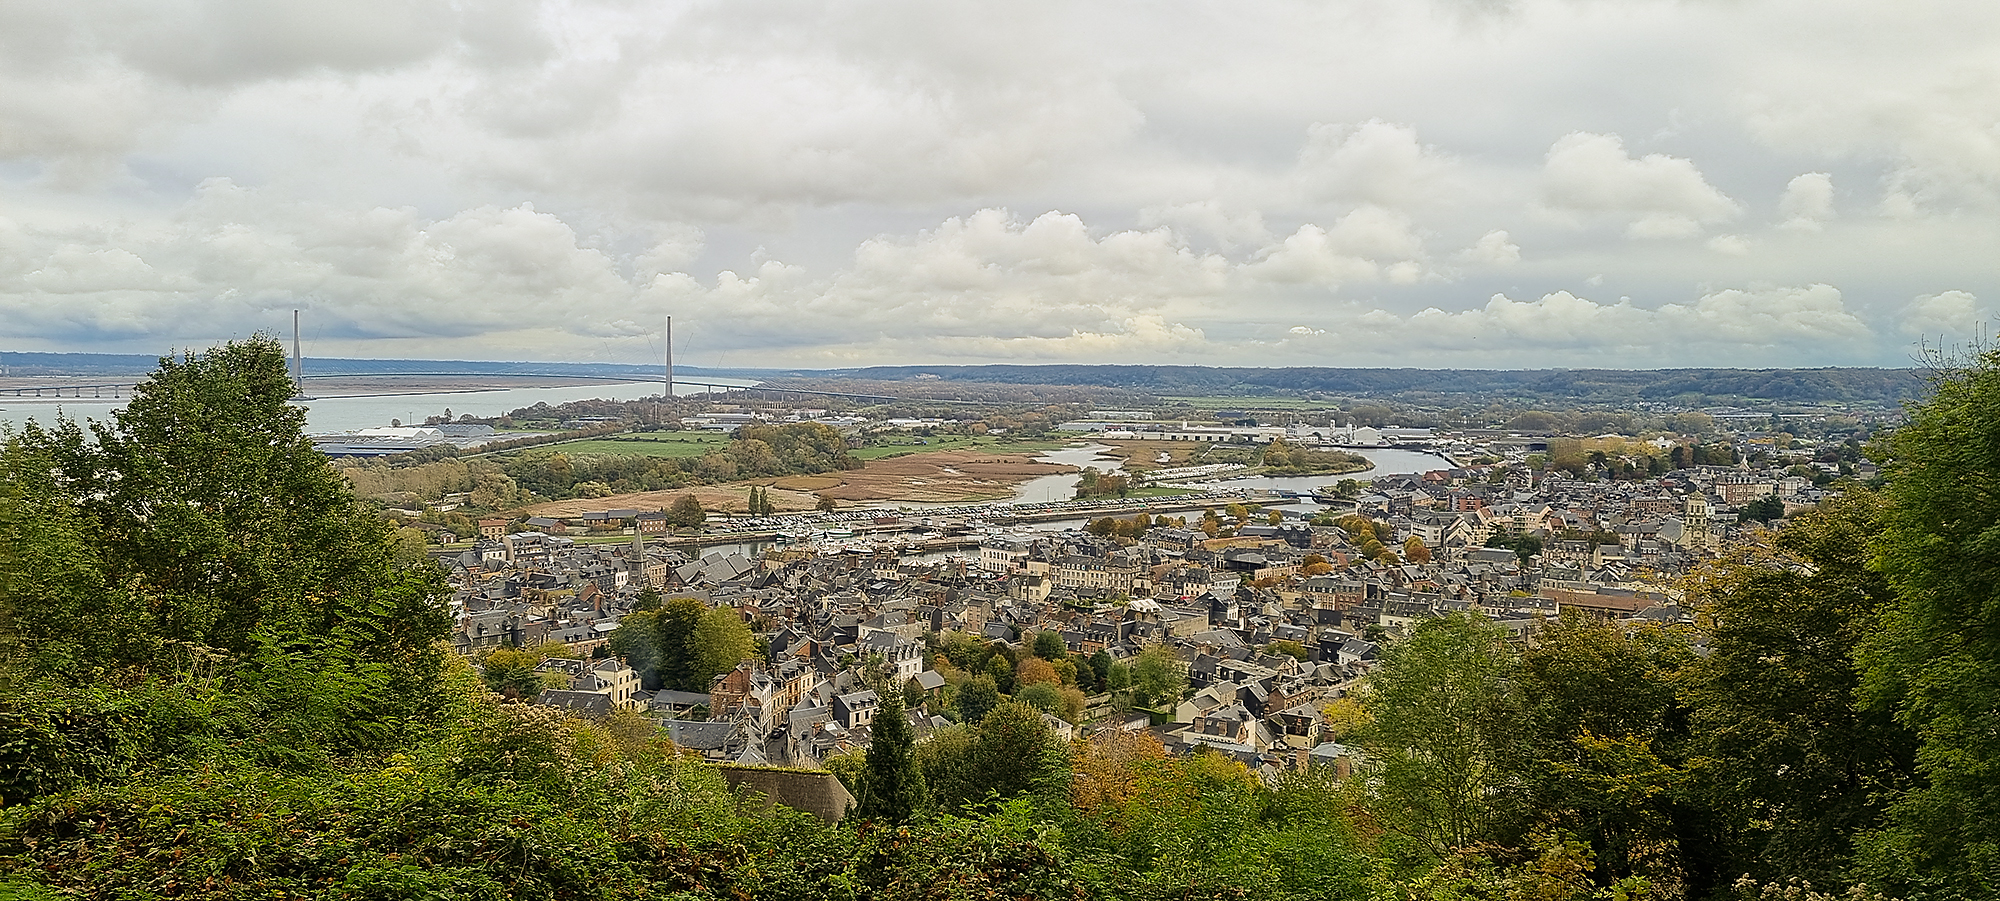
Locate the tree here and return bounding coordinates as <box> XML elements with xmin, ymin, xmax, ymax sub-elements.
<box><xmin>984</xmin><ymin>654</ymin><xmax>1016</xmax><ymax>695</ymax></box>
<box><xmin>1404</xmin><ymin>536</ymin><xmax>1432</xmax><ymax>564</ymax></box>
<box><xmin>1016</xmin><ymin>682</ymin><xmax>1063</xmax><ymax>716</ymax></box>
<box><xmin>815</xmin><ymin>493</ymin><xmax>838</xmax><ymax>513</ymax></box>
<box><xmin>689</xmin><ymin>606</ymin><xmax>754</xmax><ymax>689</ymax></box>
<box><xmin>1088</xmin><ymin>649</ymin><xmax>1115</xmax><ymax>689</ymax></box>
<box><xmin>608</xmin><ymin>596</ymin><xmax>743</xmax><ymax>692</ymax></box>
<box><xmin>3</xmin><ymin>338</ymin><xmax>450</xmax><ymax>751</ymax></box>
<box><xmin>667</xmin><ymin>494</ymin><xmax>706</xmax><ymax>528</ymax></box>
<box><xmin>1032</xmin><ymin>630</ymin><xmax>1067</xmax><ymax>661</ymax></box>
<box><xmin>1739</xmin><ymin>494</ymin><xmax>1786</xmax><ymax>523</ymax></box>
<box><xmin>1357</xmin><ymin>612</ymin><xmax>1527</xmax><ymax>858</ymax></box>
<box><xmin>1131</xmin><ymin>645</ymin><xmax>1187</xmax><ymax>708</ymax></box>
<box><xmin>1264</xmin><ymin>640</ymin><xmax>1308</xmax><ymax>662</ymax></box>
<box><xmin>1683</xmin><ymin>491</ymin><xmax>1914</xmax><ymax>893</ymax></box>
<box><xmin>955</xmin><ymin>674</ymin><xmax>1001</xmax><ymax>723</ymax></box>
<box><xmin>1016</xmin><ymin>656</ymin><xmax>1060</xmax><ymax>687</ymax></box>
<box><xmin>961</xmin><ymin>700</ymin><xmax>1070</xmax><ymax>807</ymax></box>
<box><xmin>1517</xmin><ymin>612</ymin><xmax>1696</xmax><ymax>890</ymax></box>
<box><xmin>1857</xmin><ymin>346</ymin><xmax>2000</xmax><ymax>898</ymax></box>
<box><xmin>854</xmin><ymin>694</ymin><xmax>927</xmax><ymax>822</ymax></box>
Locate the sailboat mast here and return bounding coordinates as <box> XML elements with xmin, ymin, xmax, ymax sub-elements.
<box><xmin>665</xmin><ymin>315</ymin><xmax>674</xmax><ymax>401</ymax></box>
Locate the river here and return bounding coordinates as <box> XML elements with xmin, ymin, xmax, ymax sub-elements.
<box><xmin>0</xmin><ymin>379</ymin><xmax>755</xmax><ymax>435</ymax></box>
<box><xmin>698</xmin><ymin>441</ymin><xmax>1455</xmax><ymax>558</ymax></box>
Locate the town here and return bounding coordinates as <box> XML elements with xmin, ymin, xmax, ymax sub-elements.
<box><xmin>434</xmin><ymin>397</ymin><xmax>1880</xmax><ymax>784</ymax></box>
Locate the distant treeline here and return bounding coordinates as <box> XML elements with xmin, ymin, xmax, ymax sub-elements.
<box><xmin>826</xmin><ymin>365</ymin><xmax>1929</xmax><ymax>405</ymax></box>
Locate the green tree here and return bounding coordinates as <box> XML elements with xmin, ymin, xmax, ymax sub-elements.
<box><xmin>667</xmin><ymin>494</ymin><xmax>705</xmax><ymax>528</ymax></box>
<box><xmin>955</xmin><ymin>674</ymin><xmax>1001</xmax><ymax>723</ymax></box>
<box><xmin>984</xmin><ymin>654</ymin><xmax>1016</xmax><ymax>695</ymax></box>
<box><xmin>1357</xmin><ymin>612</ymin><xmax>1526</xmax><ymax>860</ymax></box>
<box><xmin>1016</xmin><ymin>682</ymin><xmax>1063</xmax><ymax>716</ymax></box>
<box><xmin>1089</xmin><ymin>649</ymin><xmax>1115</xmax><ymax>688</ymax></box>
<box><xmin>1856</xmin><ymin>347</ymin><xmax>2000</xmax><ymax>897</ymax></box>
<box><xmin>854</xmin><ymin>694</ymin><xmax>927</xmax><ymax>822</ymax></box>
<box><xmin>1130</xmin><ymin>644</ymin><xmax>1187</xmax><ymax>708</ymax></box>
<box><xmin>816</xmin><ymin>493</ymin><xmax>838</xmax><ymax>513</ymax></box>
<box><xmin>1033</xmin><ymin>630</ymin><xmax>1067</xmax><ymax>661</ymax></box>
<box><xmin>4</xmin><ymin>338</ymin><xmax>450</xmax><ymax>753</ymax></box>
<box><xmin>956</xmin><ymin>700</ymin><xmax>1070</xmax><ymax>809</ymax></box>
<box><xmin>609</xmin><ymin>596</ymin><xmax>718</xmax><ymax>691</ymax></box>
<box><xmin>1740</xmin><ymin>494</ymin><xmax>1786</xmax><ymax>523</ymax></box>
<box><xmin>1517</xmin><ymin>612</ymin><xmax>1696</xmax><ymax>890</ymax></box>
<box><xmin>1684</xmin><ymin>491</ymin><xmax>1914</xmax><ymax>893</ymax></box>
<box><xmin>606</xmin><ymin>610</ymin><xmax>664</xmax><ymax>689</ymax></box>
<box><xmin>1264</xmin><ymin>640</ymin><xmax>1308</xmax><ymax>662</ymax></box>
<box><xmin>689</xmin><ymin>606</ymin><xmax>754</xmax><ymax>690</ymax></box>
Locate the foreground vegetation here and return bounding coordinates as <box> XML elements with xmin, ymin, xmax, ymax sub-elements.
<box><xmin>1</xmin><ymin>338</ymin><xmax>1996</xmax><ymax>900</ymax></box>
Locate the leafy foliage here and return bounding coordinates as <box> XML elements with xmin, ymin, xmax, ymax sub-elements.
<box><xmin>1857</xmin><ymin>346</ymin><xmax>2000</xmax><ymax>898</ymax></box>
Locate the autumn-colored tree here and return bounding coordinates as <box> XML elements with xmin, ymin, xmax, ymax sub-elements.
<box><xmin>1016</xmin><ymin>656</ymin><xmax>1061</xmax><ymax>687</ymax></box>
<box><xmin>1072</xmin><ymin>730</ymin><xmax>1172</xmax><ymax>816</ymax></box>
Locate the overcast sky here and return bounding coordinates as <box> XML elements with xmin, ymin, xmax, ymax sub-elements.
<box><xmin>2</xmin><ymin>0</ymin><xmax>1995</xmax><ymax>370</ymax></box>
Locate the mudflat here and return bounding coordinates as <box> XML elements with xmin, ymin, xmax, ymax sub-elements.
<box><xmin>521</xmin><ymin>447</ymin><xmax>1077</xmax><ymax>516</ymax></box>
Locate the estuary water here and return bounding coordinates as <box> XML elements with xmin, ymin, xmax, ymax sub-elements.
<box><xmin>0</xmin><ymin>379</ymin><xmax>753</xmax><ymax>436</ymax></box>
<box><xmin>1011</xmin><ymin>443</ymin><xmax>1453</xmax><ymax>505</ymax></box>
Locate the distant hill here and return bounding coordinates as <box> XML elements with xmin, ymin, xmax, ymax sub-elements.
<box><xmin>3</xmin><ymin>351</ymin><xmax>1928</xmax><ymax>405</ymax></box>
<box><xmin>822</xmin><ymin>365</ymin><xmax>1929</xmax><ymax>405</ymax></box>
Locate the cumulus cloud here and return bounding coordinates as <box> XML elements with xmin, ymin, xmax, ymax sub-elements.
<box><xmin>1778</xmin><ymin>172</ymin><xmax>1836</xmax><ymax>230</ymax></box>
<box><xmin>1706</xmin><ymin>234</ymin><xmax>1752</xmax><ymax>255</ymax></box>
<box><xmin>1901</xmin><ymin>290</ymin><xmax>1981</xmax><ymax>336</ymax></box>
<box><xmin>0</xmin><ymin>181</ymin><xmax>669</xmax><ymax>348</ymax></box>
<box><xmin>1738</xmin><ymin>13</ymin><xmax>2000</xmax><ymax>214</ymax></box>
<box><xmin>1294</xmin><ymin>120</ymin><xmax>1458</xmax><ymax>207</ymax></box>
<box><xmin>1249</xmin><ymin>207</ymin><xmax>1430</xmax><ymax>287</ymax></box>
<box><xmin>2</xmin><ymin>0</ymin><xmax>1998</xmax><ymax>367</ymax></box>
<box><xmin>645</xmin><ymin>209</ymin><xmax>1230</xmax><ymax>361</ymax></box>
<box><xmin>1137</xmin><ymin>201</ymin><xmax>1270</xmax><ymax>251</ymax></box>
<box><xmin>1541</xmin><ymin>132</ymin><xmax>1742</xmax><ymax>238</ymax></box>
<box><xmin>1456</xmin><ymin>230</ymin><xmax>1520</xmax><ymax>265</ymax></box>
<box><xmin>1344</xmin><ymin>284</ymin><xmax>1869</xmax><ymax>355</ymax></box>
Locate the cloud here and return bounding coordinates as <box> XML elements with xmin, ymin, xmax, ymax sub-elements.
<box><xmin>1456</xmin><ymin>229</ymin><xmax>1520</xmax><ymax>265</ymax></box>
<box><xmin>1541</xmin><ymin>132</ymin><xmax>1742</xmax><ymax>238</ymax></box>
<box><xmin>1902</xmin><ymin>290</ymin><xmax>1981</xmax><ymax>336</ymax></box>
<box><xmin>1137</xmin><ymin>201</ymin><xmax>1270</xmax><ymax>251</ymax></box>
<box><xmin>1737</xmin><ymin>12</ymin><xmax>2000</xmax><ymax>214</ymax></box>
<box><xmin>1294</xmin><ymin>120</ymin><xmax>1458</xmax><ymax>207</ymax></box>
<box><xmin>1342</xmin><ymin>284</ymin><xmax>1870</xmax><ymax>358</ymax></box>
<box><xmin>2</xmin><ymin>0</ymin><xmax>1998</xmax><ymax>368</ymax></box>
<box><xmin>1706</xmin><ymin>234</ymin><xmax>1752</xmax><ymax>255</ymax></box>
<box><xmin>1249</xmin><ymin>206</ymin><xmax>1429</xmax><ymax>287</ymax></box>
<box><xmin>650</xmin><ymin>208</ymin><xmax>1230</xmax><ymax>361</ymax></box>
<box><xmin>0</xmin><ymin>181</ymin><xmax>663</xmax><ymax>348</ymax></box>
<box><xmin>1778</xmin><ymin>172</ymin><xmax>1836</xmax><ymax>230</ymax></box>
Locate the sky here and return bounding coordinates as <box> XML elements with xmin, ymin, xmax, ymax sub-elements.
<box><xmin>1</xmin><ymin>0</ymin><xmax>1996</xmax><ymax>370</ymax></box>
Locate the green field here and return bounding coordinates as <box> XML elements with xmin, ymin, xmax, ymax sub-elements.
<box><xmin>549</xmin><ymin>433</ymin><xmax>732</xmax><ymax>457</ymax></box>
<box><xmin>847</xmin><ymin>435</ymin><xmax>1068</xmax><ymax>460</ymax></box>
